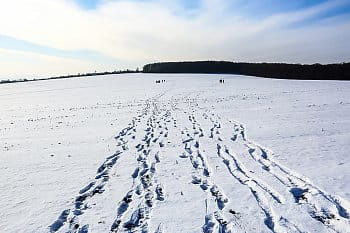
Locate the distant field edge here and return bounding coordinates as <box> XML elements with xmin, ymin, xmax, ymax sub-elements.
<box><xmin>0</xmin><ymin>70</ymin><xmax>138</xmax><ymax>85</ymax></box>
<box><xmin>142</xmin><ymin>61</ymin><xmax>350</xmax><ymax>81</ymax></box>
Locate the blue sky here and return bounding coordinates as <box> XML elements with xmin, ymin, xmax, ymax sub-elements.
<box><xmin>76</xmin><ymin>0</ymin><xmax>202</xmax><ymax>10</ymax></box>
<box><xmin>0</xmin><ymin>0</ymin><xmax>349</xmax><ymax>78</ymax></box>
<box><xmin>76</xmin><ymin>0</ymin><xmax>102</xmax><ymax>9</ymax></box>
<box><xmin>75</xmin><ymin>0</ymin><xmax>350</xmax><ymax>17</ymax></box>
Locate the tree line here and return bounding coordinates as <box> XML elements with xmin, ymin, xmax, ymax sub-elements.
<box><xmin>2</xmin><ymin>61</ymin><xmax>349</xmax><ymax>85</ymax></box>
<box><xmin>142</xmin><ymin>61</ymin><xmax>350</xmax><ymax>80</ymax></box>
<box><xmin>0</xmin><ymin>69</ymin><xmax>139</xmax><ymax>85</ymax></box>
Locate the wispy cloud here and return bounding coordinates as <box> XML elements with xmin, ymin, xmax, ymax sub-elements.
<box><xmin>0</xmin><ymin>0</ymin><xmax>349</xmax><ymax>78</ymax></box>
<box><xmin>0</xmin><ymin>48</ymin><xmax>101</xmax><ymax>79</ymax></box>
<box><xmin>0</xmin><ymin>34</ymin><xmax>117</xmax><ymax>64</ymax></box>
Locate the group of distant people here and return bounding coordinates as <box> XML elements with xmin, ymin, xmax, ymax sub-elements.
<box><xmin>219</xmin><ymin>79</ymin><xmax>225</xmax><ymax>83</ymax></box>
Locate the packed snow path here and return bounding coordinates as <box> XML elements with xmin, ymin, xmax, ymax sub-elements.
<box><xmin>49</xmin><ymin>90</ymin><xmax>350</xmax><ymax>233</ymax></box>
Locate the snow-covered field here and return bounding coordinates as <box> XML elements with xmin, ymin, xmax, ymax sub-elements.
<box><xmin>0</xmin><ymin>74</ymin><xmax>349</xmax><ymax>233</ymax></box>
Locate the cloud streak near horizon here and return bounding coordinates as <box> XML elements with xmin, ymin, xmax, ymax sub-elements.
<box><xmin>0</xmin><ymin>0</ymin><xmax>349</xmax><ymax>78</ymax></box>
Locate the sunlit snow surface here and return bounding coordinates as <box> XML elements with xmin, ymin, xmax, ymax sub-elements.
<box><xmin>0</xmin><ymin>74</ymin><xmax>349</xmax><ymax>233</ymax></box>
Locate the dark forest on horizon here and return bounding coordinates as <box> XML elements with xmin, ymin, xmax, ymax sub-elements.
<box><xmin>143</xmin><ymin>61</ymin><xmax>350</xmax><ymax>80</ymax></box>
<box><xmin>2</xmin><ymin>61</ymin><xmax>350</xmax><ymax>85</ymax></box>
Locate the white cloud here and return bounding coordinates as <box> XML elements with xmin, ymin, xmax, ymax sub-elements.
<box><xmin>0</xmin><ymin>48</ymin><xmax>115</xmax><ymax>79</ymax></box>
<box><xmin>0</xmin><ymin>0</ymin><xmax>349</xmax><ymax>77</ymax></box>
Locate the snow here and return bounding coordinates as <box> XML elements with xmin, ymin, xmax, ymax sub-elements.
<box><xmin>0</xmin><ymin>73</ymin><xmax>349</xmax><ymax>233</ymax></box>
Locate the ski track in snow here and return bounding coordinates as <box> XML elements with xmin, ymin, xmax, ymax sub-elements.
<box><xmin>49</xmin><ymin>90</ymin><xmax>350</xmax><ymax>233</ymax></box>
